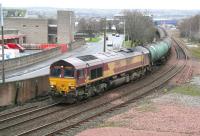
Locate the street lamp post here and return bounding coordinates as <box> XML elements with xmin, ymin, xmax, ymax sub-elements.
<box><xmin>103</xmin><ymin>17</ymin><xmax>106</xmax><ymax>52</ymax></box>
<box><xmin>0</xmin><ymin>4</ymin><xmax>5</xmax><ymax>83</ymax></box>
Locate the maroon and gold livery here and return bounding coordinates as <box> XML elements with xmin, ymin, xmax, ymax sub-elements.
<box><xmin>49</xmin><ymin>46</ymin><xmax>150</xmax><ymax>102</ymax></box>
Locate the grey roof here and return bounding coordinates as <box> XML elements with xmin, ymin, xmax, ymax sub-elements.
<box><xmin>63</xmin><ymin>57</ymin><xmax>87</xmax><ymax>69</ymax></box>
<box><xmin>94</xmin><ymin>51</ymin><xmax>126</xmax><ymax>63</ymax></box>
<box><xmin>55</xmin><ymin>46</ymin><xmax>150</xmax><ymax>69</ymax></box>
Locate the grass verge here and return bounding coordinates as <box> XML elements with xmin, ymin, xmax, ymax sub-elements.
<box><xmin>123</xmin><ymin>40</ymin><xmax>134</xmax><ymax>48</ymax></box>
<box><xmin>190</xmin><ymin>47</ymin><xmax>200</xmax><ymax>59</ymax></box>
<box><xmin>85</xmin><ymin>37</ymin><xmax>101</xmax><ymax>42</ymax></box>
<box><xmin>172</xmin><ymin>85</ymin><xmax>200</xmax><ymax>96</ymax></box>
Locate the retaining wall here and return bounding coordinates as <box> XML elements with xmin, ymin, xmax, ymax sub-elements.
<box><xmin>0</xmin><ymin>75</ymin><xmax>49</xmax><ymax>107</ymax></box>
<box><xmin>0</xmin><ymin>39</ymin><xmax>85</xmax><ymax>74</ymax></box>
<box><xmin>0</xmin><ymin>47</ymin><xmax>61</xmax><ymax>73</ymax></box>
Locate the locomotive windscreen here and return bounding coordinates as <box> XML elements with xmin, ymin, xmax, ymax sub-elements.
<box><xmin>50</xmin><ymin>66</ymin><xmax>74</xmax><ymax>78</ymax></box>
<box><xmin>50</xmin><ymin>67</ymin><xmax>62</xmax><ymax>77</ymax></box>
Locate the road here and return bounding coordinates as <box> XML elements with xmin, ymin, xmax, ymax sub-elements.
<box><xmin>2</xmin><ymin>34</ymin><xmax>124</xmax><ymax>82</ymax></box>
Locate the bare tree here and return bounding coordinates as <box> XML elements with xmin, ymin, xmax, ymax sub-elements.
<box><xmin>123</xmin><ymin>10</ymin><xmax>156</xmax><ymax>46</ymax></box>
<box><xmin>77</xmin><ymin>18</ymin><xmax>87</xmax><ymax>33</ymax></box>
<box><xmin>97</xmin><ymin>18</ymin><xmax>105</xmax><ymax>32</ymax></box>
<box><xmin>179</xmin><ymin>15</ymin><xmax>200</xmax><ymax>41</ymax></box>
<box><xmin>77</xmin><ymin>18</ymin><xmax>101</xmax><ymax>40</ymax></box>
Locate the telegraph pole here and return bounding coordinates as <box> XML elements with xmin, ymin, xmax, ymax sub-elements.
<box><xmin>103</xmin><ymin>17</ymin><xmax>106</xmax><ymax>52</ymax></box>
<box><xmin>124</xmin><ymin>19</ymin><xmax>126</xmax><ymax>47</ymax></box>
<box><xmin>0</xmin><ymin>4</ymin><xmax>5</xmax><ymax>83</ymax></box>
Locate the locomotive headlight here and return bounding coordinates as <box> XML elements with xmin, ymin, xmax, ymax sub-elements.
<box><xmin>50</xmin><ymin>85</ymin><xmax>56</xmax><ymax>90</ymax></box>
<box><xmin>51</xmin><ymin>85</ymin><xmax>55</xmax><ymax>88</ymax></box>
<box><xmin>50</xmin><ymin>81</ymin><xmax>56</xmax><ymax>88</ymax></box>
<box><xmin>69</xmin><ymin>86</ymin><xmax>75</xmax><ymax>90</ymax></box>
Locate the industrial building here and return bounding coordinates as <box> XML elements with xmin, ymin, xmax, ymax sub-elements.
<box><xmin>2</xmin><ymin>10</ymin><xmax>75</xmax><ymax>44</ymax></box>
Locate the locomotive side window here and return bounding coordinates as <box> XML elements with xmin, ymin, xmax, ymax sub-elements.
<box><xmin>97</xmin><ymin>67</ymin><xmax>103</xmax><ymax>77</ymax></box>
<box><xmin>90</xmin><ymin>67</ymin><xmax>103</xmax><ymax>80</ymax></box>
<box><xmin>51</xmin><ymin>68</ymin><xmax>61</xmax><ymax>77</ymax></box>
<box><xmin>90</xmin><ymin>69</ymin><xmax>96</xmax><ymax>80</ymax></box>
<box><xmin>77</xmin><ymin>69</ymin><xmax>84</xmax><ymax>78</ymax></box>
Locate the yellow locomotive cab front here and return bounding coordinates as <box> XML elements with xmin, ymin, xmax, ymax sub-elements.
<box><xmin>49</xmin><ymin>66</ymin><xmax>76</xmax><ymax>95</ymax></box>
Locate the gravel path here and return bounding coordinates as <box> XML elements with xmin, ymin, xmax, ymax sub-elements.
<box><xmin>75</xmin><ymin>91</ymin><xmax>200</xmax><ymax>136</ymax></box>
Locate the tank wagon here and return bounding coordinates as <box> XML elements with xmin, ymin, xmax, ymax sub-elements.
<box><xmin>49</xmin><ymin>37</ymin><xmax>172</xmax><ymax>103</ymax></box>
<box><xmin>157</xmin><ymin>27</ymin><xmax>168</xmax><ymax>39</ymax></box>
<box><xmin>147</xmin><ymin>38</ymin><xmax>171</xmax><ymax>63</ymax></box>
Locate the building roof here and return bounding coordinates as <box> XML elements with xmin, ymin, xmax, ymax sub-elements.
<box><xmin>0</xmin><ymin>34</ymin><xmax>25</xmax><ymax>40</ymax></box>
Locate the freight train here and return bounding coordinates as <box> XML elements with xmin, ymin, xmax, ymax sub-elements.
<box><xmin>49</xmin><ymin>38</ymin><xmax>171</xmax><ymax>103</ymax></box>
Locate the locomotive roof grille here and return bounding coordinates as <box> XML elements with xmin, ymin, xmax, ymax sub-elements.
<box><xmin>77</xmin><ymin>55</ymin><xmax>98</xmax><ymax>61</ymax></box>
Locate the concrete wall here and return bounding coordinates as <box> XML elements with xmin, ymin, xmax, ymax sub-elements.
<box><xmin>0</xmin><ymin>47</ymin><xmax>61</xmax><ymax>73</ymax></box>
<box><xmin>0</xmin><ymin>75</ymin><xmax>49</xmax><ymax>107</ymax></box>
<box><xmin>4</xmin><ymin>18</ymin><xmax>48</xmax><ymax>44</ymax></box>
<box><xmin>57</xmin><ymin>11</ymin><xmax>75</xmax><ymax>44</ymax></box>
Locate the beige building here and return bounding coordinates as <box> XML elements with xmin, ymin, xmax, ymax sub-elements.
<box><xmin>57</xmin><ymin>11</ymin><xmax>75</xmax><ymax>44</ymax></box>
<box><xmin>4</xmin><ymin>18</ymin><xmax>48</xmax><ymax>44</ymax></box>
<box><xmin>4</xmin><ymin>10</ymin><xmax>75</xmax><ymax>44</ymax></box>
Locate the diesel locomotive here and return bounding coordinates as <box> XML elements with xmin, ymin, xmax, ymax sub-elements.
<box><xmin>49</xmin><ymin>37</ymin><xmax>171</xmax><ymax>103</ymax></box>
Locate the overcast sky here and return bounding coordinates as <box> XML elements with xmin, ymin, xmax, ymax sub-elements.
<box><xmin>1</xmin><ymin>0</ymin><xmax>200</xmax><ymax>10</ymax></box>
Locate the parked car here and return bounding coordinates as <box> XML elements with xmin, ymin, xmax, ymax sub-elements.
<box><xmin>6</xmin><ymin>43</ymin><xmax>25</xmax><ymax>52</ymax></box>
<box><xmin>112</xmin><ymin>33</ymin><xmax>116</xmax><ymax>36</ymax></box>
<box><xmin>116</xmin><ymin>33</ymin><xmax>120</xmax><ymax>37</ymax></box>
<box><xmin>106</xmin><ymin>41</ymin><xmax>113</xmax><ymax>46</ymax></box>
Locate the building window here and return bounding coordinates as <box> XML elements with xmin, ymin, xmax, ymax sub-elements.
<box><xmin>23</xmin><ymin>37</ymin><xmax>26</xmax><ymax>43</ymax></box>
<box><xmin>90</xmin><ymin>67</ymin><xmax>103</xmax><ymax>80</ymax></box>
<box><xmin>22</xmin><ymin>25</ymin><xmax>26</xmax><ymax>27</ymax></box>
<box><xmin>35</xmin><ymin>25</ymin><xmax>39</xmax><ymax>27</ymax></box>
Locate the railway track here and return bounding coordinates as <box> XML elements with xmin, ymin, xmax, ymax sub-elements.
<box><xmin>0</xmin><ymin>105</ymin><xmax>38</xmax><ymax>120</ymax></box>
<box><xmin>0</xmin><ymin>95</ymin><xmax>51</xmax><ymax>120</ymax></box>
<box><xmin>0</xmin><ymin>102</ymin><xmax>63</xmax><ymax>131</ymax></box>
<box><xmin>0</xmin><ymin>37</ymin><xmax>187</xmax><ymax>136</ymax></box>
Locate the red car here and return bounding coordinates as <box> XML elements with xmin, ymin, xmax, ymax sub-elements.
<box><xmin>6</xmin><ymin>43</ymin><xmax>25</xmax><ymax>52</ymax></box>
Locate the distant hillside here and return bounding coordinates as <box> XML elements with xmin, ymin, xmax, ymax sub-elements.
<box><xmin>4</xmin><ymin>8</ymin><xmax>27</xmax><ymax>17</ymax></box>
<box><xmin>3</xmin><ymin>7</ymin><xmax>200</xmax><ymax>20</ymax></box>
